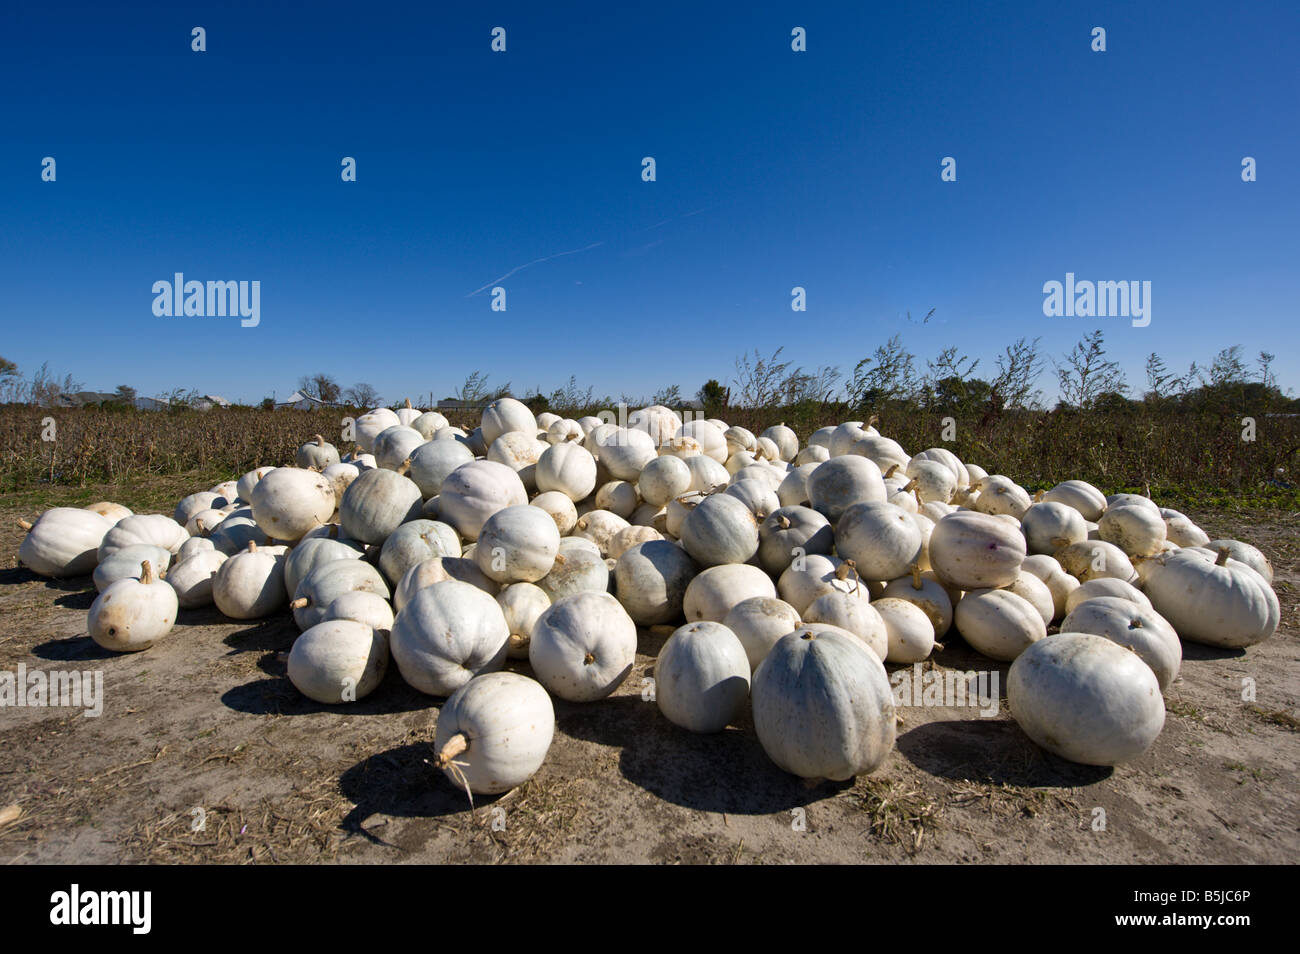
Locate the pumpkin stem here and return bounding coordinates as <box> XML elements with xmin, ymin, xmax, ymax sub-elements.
<box><xmin>867</xmin><ymin>415</ymin><xmax>879</xmax><ymax>427</ymax></box>
<box><xmin>195</xmin><ymin>518</ymin><xmax>206</xmax><ymax>535</ymax></box>
<box><xmin>777</xmin><ymin>514</ymin><xmax>791</xmax><ymax>530</ymax></box>
<box><xmin>933</xmin><ymin>642</ymin><xmax>945</xmax><ymax>652</ymax></box>
<box><xmin>1215</xmin><ymin>546</ymin><xmax>1231</xmax><ymax>567</ymax></box>
<box><xmin>1033</xmin><ymin>489</ymin><xmax>1045</xmax><ymax>502</ymax></box>
<box><xmin>17</xmin><ymin>518</ymin><xmax>33</xmax><ymax>531</ymax></box>
<box><xmin>315</xmin><ymin>434</ymin><xmax>324</xmax><ymax>446</ymax></box>
<box><xmin>140</xmin><ymin>560</ymin><xmax>153</xmax><ymax>585</ymax></box>
<box><xmin>247</xmin><ymin>541</ymin><xmax>258</xmax><ymax>553</ymax></box>
<box><xmin>913</xmin><ymin>488</ymin><xmax>922</xmax><ymax>508</ymax></box>
<box><xmin>902</xmin><ymin>478</ymin><xmax>917</xmax><ymax>492</ymax></box>
<box><xmin>910</xmin><ymin>563</ymin><xmax>923</xmax><ymax>590</ymax></box>
<box><xmin>289</xmin><ymin>597</ymin><xmax>310</xmax><ymax>609</ymax></box>
<box><xmin>435</xmin><ymin>733</ymin><xmax>468</xmax><ymax>766</ymax></box>
<box><xmin>884</xmin><ymin>464</ymin><xmax>900</xmax><ymax>479</ymax></box>
<box><xmin>397</xmin><ymin>459</ymin><xmax>412</xmax><ymax>477</ymax></box>
<box><xmin>583</xmin><ymin>652</ymin><xmax>595</xmax><ymax>665</ymax></box>
<box><xmin>328</xmin><ymin>524</ymin><xmax>339</xmax><ymax>539</ymax></box>
<box><xmin>553</xmin><ymin>553</ymin><xmax>567</xmax><ymax>565</ymax></box>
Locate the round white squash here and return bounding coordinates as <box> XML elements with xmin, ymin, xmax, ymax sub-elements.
<box><xmin>529</xmin><ymin>592</ymin><xmax>637</xmax><ymax>702</ymax></box>
<box><xmin>288</xmin><ymin>619</ymin><xmax>389</xmax><ymax>704</ymax></box>
<box><xmin>389</xmin><ymin>580</ymin><xmax>510</xmax><ymax>696</ymax></box>
<box><xmin>88</xmin><ymin>560</ymin><xmax>178</xmax><ymax>652</ymax></box>
<box><xmin>431</xmin><ymin>671</ymin><xmax>555</xmax><ymax>795</ymax></box>
<box><xmin>654</xmin><ymin>622</ymin><xmax>751</xmax><ymax>733</ymax></box>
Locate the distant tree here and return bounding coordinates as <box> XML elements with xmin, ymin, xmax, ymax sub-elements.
<box><xmin>1258</xmin><ymin>351</ymin><xmax>1276</xmax><ymax>389</ymax></box>
<box><xmin>343</xmin><ymin>383</ymin><xmax>380</xmax><ymax>408</ymax></box>
<box><xmin>0</xmin><ymin>356</ymin><xmax>20</xmax><ymax>402</ymax></box>
<box><xmin>28</xmin><ymin>362</ymin><xmax>82</xmax><ymax>407</ymax></box>
<box><xmin>298</xmin><ymin>373</ymin><xmax>341</xmax><ymax>404</ymax></box>
<box><xmin>651</xmin><ymin>384</ymin><xmax>682</xmax><ymax>408</ymax></box>
<box><xmin>114</xmin><ymin>385</ymin><xmax>137</xmax><ymax>406</ymax></box>
<box><xmin>1053</xmin><ymin>330</ymin><xmax>1127</xmax><ymax>408</ymax></box>
<box><xmin>260</xmin><ymin>397</ymin><xmax>275</xmax><ymax>411</ymax></box>
<box><xmin>522</xmin><ymin>393</ymin><xmax>549</xmax><ymax>414</ymax></box>
<box><xmin>161</xmin><ymin>387</ymin><xmax>199</xmax><ymax>410</ymax></box>
<box><xmin>697</xmin><ymin>379</ymin><xmax>729</xmax><ymax>414</ymax></box>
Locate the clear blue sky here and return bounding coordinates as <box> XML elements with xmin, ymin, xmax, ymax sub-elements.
<box><xmin>2</xmin><ymin>0</ymin><xmax>1296</xmax><ymax>406</ymax></box>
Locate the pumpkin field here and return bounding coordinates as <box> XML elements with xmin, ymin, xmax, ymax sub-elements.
<box><xmin>0</xmin><ymin>404</ymin><xmax>1296</xmax><ymax>864</ymax></box>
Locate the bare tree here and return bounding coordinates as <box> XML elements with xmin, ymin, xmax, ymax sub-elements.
<box><xmin>343</xmin><ymin>383</ymin><xmax>380</xmax><ymax>407</ymax></box>
<box><xmin>1258</xmin><ymin>351</ymin><xmax>1277</xmax><ymax>389</ymax></box>
<box><xmin>849</xmin><ymin>335</ymin><xmax>917</xmax><ymax>406</ymax></box>
<box><xmin>651</xmin><ymin>385</ymin><xmax>682</xmax><ymax>408</ymax></box>
<box><xmin>733</xmin><ymin>347</ymin><xmax>793</xmax><ymax>408</ymax></box>
<box><xmin>1053</xmin><ymin>330</ymin><xmax>1127</xmax><ymax>407</ymax></box>
<box><xmin>1208</xmin><ymin>345</ymin><xmax>1247</xmax><ymax>386</ymax></box>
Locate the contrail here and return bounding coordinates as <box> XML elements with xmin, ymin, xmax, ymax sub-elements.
<box><xmin>464</xmin><ymin>241</ymin><xmax>604</xmax><ymax>297</ymax></box>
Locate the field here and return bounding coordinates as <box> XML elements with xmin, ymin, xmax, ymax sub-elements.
<box><xmin>1</xmin><ymin>409</ymin><xmax>1297</xmax><ymax>864</ymax></box>
<box><xmin>2</xmin><ymin>507</ymin><xmax>1298</xmax><ymax>862</ymax></box>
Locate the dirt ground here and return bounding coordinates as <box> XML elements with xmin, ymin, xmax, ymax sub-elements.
<box><xmin>1</xmin><ymin>486</ymin><xmax>1296</xmax><ymax>864</ymax></box>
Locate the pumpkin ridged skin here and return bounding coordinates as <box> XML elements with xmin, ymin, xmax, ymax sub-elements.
<box><xmin>802</xmin><ymin>591</ymin><xmax>889</xmax><ymax>661</ymax></box>
<box><xmin>1008</xmin><ymin>632</ymin><xmax>1165</xmax><ymax>766</ymax></box>
<box><xmin>1098</xmin><ymin>504</ymin><xmax>1168</xmax><ymax>558</ymax></box>
<box><xmin>835</xmin><ymin>501</ymin><xmax>924</xmax><ymax>581</ymax></box>
<box><xmin>393</xmin><ymin>557</ymin><xmax>498</xmax><ymax>612</ymax></box>
<box><xmin>283</xmin><ymin>537</ymin><xmax>364</xmax><ymax>600</ymax></box>
<box><xmin>389</xmin><ymin>580</ymin><xmax>510</xmax><ymax>697</ymax></box>
<box><xmin>1064</xmin><ymin>577</ymin><xmax>1151</xmax><ymax>616</ymax></box>
<box><xmin>1019</xmin><ymin>554</ymin><xmax>1080</xmax><ymax>621</ymax></box>
<box><xmin>614</xmin><ymin>540</ymin><xmax>699</xmax><ymax>625</ymax></box>
<box><xmin>98</xmin><ymin>514</ymin><xmax>188</xmax><ymax>562</ymax></box>
<box><xmin>432</xmin><ymin>672</ymin><xmax>555</xmax><ymax>795</ymax></box>
<box><xmin>1040</xmin><ymin>480</ymin><xmax>1107</xmax><ymax>521</ymax></box>
<box><xmin>751</xmin><ymin>627</ymin><xmax>895</xmax><ymax>780</ymax></box>
<box><xmin>529</xmin><ymin>592</ymin><xmax>637</xmax><ymax>702</ymax></box>
<box><xmin>481</xmin><ymin>398</ymin><xmax>537</xmax><ymax>448</ymax></box>
<box><xmin>340</xmin><ymin>468</ymin><xmax>424</xmax><ymax>545</ymax></box>
<box><xmin>654</xmin><ymin>622</ymin><xmax>751</xmax><ymax>733</ymax></box>
<box><xmin>1054</xmin><ymin>540</ymin><xmax>1138</xmax><ymax>584</ymax></box>
<box><xmin>497</xmin><ymin>582</ymin><xmax>551</xmax><ymax>659</ymax></box>
<box><xmin>928</xmin><ymin>510</ymin><xmax>1026</xmax><ymax>591</ymax></box>
<box><xmin>293</xmin><ymin>559</ymin><xmax>390</xmax><ymax>631</ymax></box>
<box><xmin>89</xmin><ymin>562</ymin><xmax>178</xmax><ymax>652</ymax></box>
<box><xmin>806</xmin><ymin>456</ymin><xmax>886</xmax><ymax>525</ymax></box>
<box><xmin>288</xmin><ymin>619</ymin><xmax>389</xmax><ymax>704</ymax></box>
<box><xmin>535</xmin><ymin>442</ymin><xmax>598</xmax><ymax>502</ymax></box>
<box><xmin>407</xmin><ymin>441</ymin><xmax>475</xmax><ymax>499</ymax></box>
<box><xmin>872</xmin><ymin>597</ymin><xmax>935</xmax><ymax>663</ymax></box>
<box><xmin>1020</xmin><ymin>501</ymin><xmax>1088</xmax><ymax>555</ymax></box>
<box><xmin>679</xmin><ymin>493</ymin><xmax>760</xmax><ymax>568</ymax></box>
<box><xmin>1142</xmin><ymin>548</ymin><xmax>1280</xmax><ymax>649</ymax></box>
<box><xmin>1204</xmin><ymin>539</ymin><xmax>1273</xmax><ymax>583</ymax></box>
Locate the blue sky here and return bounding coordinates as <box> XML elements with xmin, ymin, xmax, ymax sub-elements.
<box><xmin>1</xmin><ymin>0</ymin><xmax>1296</xmax><ymax>406</ymax></box>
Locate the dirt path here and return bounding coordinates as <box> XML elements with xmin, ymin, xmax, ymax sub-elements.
<box><xmin>1</xmin><ymin>498</ymin><xmax>1296</xmax><ymax>864</ymax></box>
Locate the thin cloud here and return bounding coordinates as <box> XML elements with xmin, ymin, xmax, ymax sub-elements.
<box><xmin>465</xmin><ymin>241</ymin><xmax>605</xmax><ymax>297</ymax></box>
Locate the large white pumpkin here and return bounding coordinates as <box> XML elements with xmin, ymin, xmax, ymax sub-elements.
<box><xmin>751</xmin><ymin>626</ymin><xmax>894</xmax><ymax>780</ymax></box>
<box><xmin>1060</xmin><ymin>597</ymin><xmax>1181</xmax><ymax>690</ymax></box>
<box><xmin>389</xmin><ymin>580</ymin><xmax>510</xmax><ymax>696</ymax></box>
<box><xmin>474</xmin><ymin>504</ymin><xmax>561</xmax><ymax>584</ymax></box>
<box><xmin>432</xmin><ymin>672</ymin><xmax>555</xmax><ymax>795</ymax></box>
<box><xmin>654</xmin><ymin>622</ymin><xmax>751</xmax><ymax>733</ymax></box>
<box><xmin>88</xmin><ymin>560</ymin><xmax>177</xmax><ymax>652</ymax></box>
<box><xmin>1008</xmin><ymin>632</ymin><xmax>1165</xmax><ymax>766</ymax></box>
<box><xmin>288</xmin><ymin>619</ymin><xmax>389</xmax><ymax>704</ymax></box>
<box><xmin>1142</xmin><ymin>547</ymin><xmax>1280</xmax><ymax>649</ymax></box>
<box><xmin>529</xmin><ymin>592</ymin><xmax>637</xmax><ymax>702</ymax></box>
<box><xmin>928</xmin><ymin>510</ymin><xmax>1026</xmax><ymax>591</ymax></box>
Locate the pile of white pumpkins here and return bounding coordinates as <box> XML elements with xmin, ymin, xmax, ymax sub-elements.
<box><xmin>17</xmin><ymin>399</ymin><xmax>1281</xmax><ymax>796</ymax></box>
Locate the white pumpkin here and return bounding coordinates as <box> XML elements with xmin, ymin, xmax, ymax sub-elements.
<box><xmin>751</xmin><ymin>626</ymin><xmax>894</xmax><ymax>780</ymax></box>
<box><xmin>1060</xmin><ymin>597</ymin><xmax>1181</xmax><ymax>690</ymax></box>
<box><xmin>596</xmin><ymin>427</ymin><xmax>658</xmax><ymax>481</ymax></box>
<box><xmin>757</xmin><ymin>505</ymin><xmax>833</xmax><ymax>576</ymax></box>
<box><xmin>1160</xmin><ymin>509</ymin><xmax>1210</xmax><ymax>548</ymax></box>
<box><xmin>1008</xmin><ymin>633</ymin><xmax>1165</xmax><ymax>766</ymax></box>
<box><xmin>613</xmin><ymin>540</ymin><xmax>699</xmax><ymax>625</ymax></box>
<box><xmin>88</xmin><ymin>560</ymin><xmax>177</xmax><ymax>652</ymax></box>
<box><xmin>654</xmin><ymin>622</ymin><xmax>751</xmax><ymax>733</ymax></box>
<box><xmin>431</xmin><ymin>672</ymin><xmax>555</xmax><ymax>795</ymax></box>
<box><xmin>536</xmin><ymin>541</ymin><xmax>610</xmax><ymax>602</ymax></box>
<box><xmin>1054</xmin><ymin>540</ymin><xmax>1138</xmax><ymax>583</ymax></box>
<box><xmin>1063</xmin><ymin>577</ymin><xmax>1152</xmax><ymax>615</ymax></box>
<box><xmin>1019</xmin><ymin>553</ymin><xmax>1080</xmax><ymax>621</ymax></box>
<box><xmin>571</xmin><ymin>510</ymin><xmax>631</xmax><ymax>558</ymax></box>
<box><xmin>377</xmin><ymin>519</ymin><xmax>462</xmax><ymax>587</ymax></box>
<box><xmin>389</xmin><ymin>580</ymin><xmax>510</xmax><ymax>696</ymax></box>
<box><xmin>880</xmin><ymin>565</ymin><xmax>953</xmax><ymax>637</ymax></box>
<box><xmin>1142</xmin><ymin>547</ymin><xmax>1280</xmax><ymax>649</ymax></box>
<box><xmin>98</xmin><ymin>513</ymin><xmax>188</xmax><ymax>562</ymax></box>
<box><xmin>872</xmin><ymin>597</ymin><xmax>936</xmax><ymax>663</ymax></box>
<box><xmin>1004</xmin><ymin>572</ymin><xmax>1055</xmax><ymax>627</ymax></box>
<box><xmin>954</xmin><ymin>588</ymin><xmax>1046</xmax><ymax>661</ymax></box>
<box><xmin>481</xmin><ymin>398</ymin><xmax>538</xmax><ymax>447</ymax></box>
<box><xmin>497</xmin><ymin>582</ymin><xmax>551</xmax><ymax>659</ymax></box>
<box><xmin>407</xmin><ymin>440</ymin><xmax>475</xmax><ymax>498</ymax></box>
<box><xmin>530</xmin><ymin>491</ymin><xmax>579</xmax><ymax>536</ymax></box>
<box><xmin>474</xmin><ymin>504</ymin><xmax>561</xmax><ymax>584</ymax></box>
<box><xmin>235</xmin><ymin>466</ymin><xmax>276</xmax><ymax>503</ymax></box>
<box><xmin>1020</xmin><ymin>501</ymin><xmax>1089</xmax><ymax>554</ymax></box>
<box><xmin>802</xmin><ymin>591</ymin><xmax>889</xmax><ymax>661</ymax></box>
<box><xmin>339</xmin><ymin>468</ymin><xmax>424</xmax><ymax>544</ymax></box>
<box><xmin>535</xmin><ymin>442</ymin><xmax>598</xmax><ymax>502</ymax></box>
<box><xmin>393</xmin><ymin>556</ymin><xmax>498</xmax><ymax>612</ymax></box>
<box><xmin>438</xmin><ymin>460</ymin><xmax>529</xmax><ymax>542</ymax></box>
<box><xmin>834</xmin><ymin>501</ymin><xmax>923</xmax><ymax>581</ymax></box>
<box><xmin>1204</xmin><ymin>539</ymin><xmax>1273</xmax><ymax>583</ymax></box>
<box><xmin>249</xmin><ymin>467</ymin><xmax>335</xmax><ymax>543</ymax></box>
<box><xmin>296</xmin><ymin>434</ymin><xmax>341</xmax><ymax>470</ymax></box>
<box><xmin>684</xmin><ymin>564</ymin><xmax>776</xmax><ymax>622</ymax></box>
<box><xmin>1098</xmin><ymin>504</ymin><xmax>1168</xmax><ymax>557</ymax></box>
<box><xmin>777</xmin><ymin>554</ymin><xmax>859</xmax><ymax>615</ymax></box>
<box><xmin>971</xmin><ymin>475</ymin><xmax>1032</xmax><ymax>519</ymax></box>
<box><xmin>928</xmin><ymin>510</ymin><xmax>1026</xmax><ymax>591</ymax></box>
<box><xmin>288</xmin><ymin>619</ymin><xmax>389</xmax><ymax>703</ymax></box>
<box><xmin>1040</xmin><ymin>479</ymin><xmax>1107</xmax><ymax>521</ymax></box>
<box><xmin>323</xmin><ymin>591</ymin><xmax>395</xmax><ymax>632</ymax></box>
<box><xmin>679</xmin><ymin>493</ymin><xmax>759</xmax><ymax>567</ymax></box>
<box><xmin>92</xmin><ymin>544</ymin><xmax>172</xmax><ymax>592</ymax></box>
<box><xmin>529</xmin><ymin>592</ymin><xmax>637</xmax><ymax>702</ymax></box>
<box><xmin>213</xmin><ymin>542</ymin><xmax>287</xmax><ymax>620</ymax></box>
<box><xmin>84</xmin><ymin>501</ymin><xmax>133</xmax><ymax>523</ymax></box>
<box><xmin>721</xmin><ymin>597</ymin><xmax>803</xmax><ymax>674</ymax></box>
<box><xmin>806</xmin><ymin>456</ymin><xmax>886</xmax><ymax>525</ymax></box>
<box><xmin>354</xmin><ymin>408</ymin><xmax>401</xmax><ymax>453</ymax></box>
<box><xmin>595</xmin><ymin>480</ymin><xmax>640</xmax><ymax>518</ymax></box>
<box><xmin>164</xmin><ymin>549</ymin><xmax>228</xmax><ymax>609</ymax></box>
<box><xmin>291</xmin><ymin>559</ymin><xmax>390</xmax><ymax>630</ymax></box>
